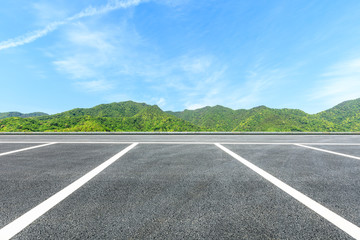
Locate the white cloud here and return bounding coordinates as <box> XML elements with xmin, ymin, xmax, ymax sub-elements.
<box><xmin>68</xmin><ymin>0</ymin><xmax>147</xmax><ymax>20</ymax></box>
<box><xmin>67</xmin><ymin>26</ymin><xmax>115</xmax><ymax>52</ymax></box>
<box><xmin>224</xmin><ymin>65</ymin><xmax>289</xmax><ymax>109</ymax></box>
<box><xmin>32</xmin><ymin>2</ymin><xmax>68</xmax><ymax>24</ymax></box>
<box><xmin>50</xmin><ymin>16</ymin><xmax>289</xmax><ymax>110</ymax></box>
<box><xmin>45</xmin><ymin>9</ymin><xmax>229</xmax><ymax>109</ymax></box>
<box><xmin>180</xmin><ymin>55</ymin><xmax>213</xmax><ymax>74</ymax></box>
<box><xmin>51</xmin><ymin>24</ymin><xmax>124</xmax><ymax>93</ymax></box>
<box><xmin>54</xmin><ymin>56</ymin><xmax>97</xmax><ymax>79</ymax></box>
<box><xmin>182</xmin><ymin>67</ymin><xmax>228</xmax><ymax>109</ymax></box>
<box><xmin>154</xmin><ymin>0</ymin><xmax>191</xmax><ymax>7</ymax></box>
<box><xmin>138</xmin><ymin>57</ymin><xmax>228</xmax><ymax>110</ymax></box>
<box><xmin>156</xmin><ymin>98</ymin><xmax>166</xmax><ymax>107</ymax></box>
<box><xmin>0</xmin><ymin>0</ymin><xmax>147</xmax><ymax>51</ymax></box>
<box><xmin>75</xmin><ymin>80</ymin><xmax>114</xmax><ymax>92</ymax></box>
<box><xmin>186</xmin><ymin>103</ymin><xmax>206</xmax><ymax>110</ymax></box>
<box><xmin>309</xmin><ymin>58</ymin><xmax>360</xmax><ymax>107</ymax></box>
<box><xmin>321</xmin><ymin>58</ymin><xmax>360</xmax><ymax>77</ymax></box>
<box><xmin>0</xmin><ymin>21</ymin><xmax>65</xmax><ymax>50</ymax></box>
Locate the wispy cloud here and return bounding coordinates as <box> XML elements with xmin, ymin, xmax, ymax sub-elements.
<box><xmin>54</xmin><ymin>56</ymin><xmax>98</xmax><ymax>80</ymax></box>
<box><xmin>182</xmin><ymin>67</ymin><xmax>227</xmax><ymax>109</ymax></box>
<box><xmin>0</xmin><ymin>0</ymin><xmax>147</xmax><ymax>51</ymax></box>
<box><xmin>52</xmin><ymin>23</ymin><xmax>122</xmax><ymax>92</ymax></box>
<box><xmin>45</xmin><ymin>7</ymin><xmax>236</xmax><ymax>110</ymax></box>
<box><xmin>75</xmin><ymin>80</ymin><xmax>114</xmax><ymax>92</ymax></box>
<box><xmin>52</xmin><ymin>23</ymin><xmax>117</xmax><ymax>80</ymax></box>
<box><xmin>50</xmin><ymin>16</ymin><xmax>290</xmax><ymax>110</ymax></box>
<box><xmin>233</xmin><ymin>67</ymin><xmax>287</xmax><ymax>108</ymax></box>
<box><xmin>32</xmin><ymin>2</ymin><xmax>68</xmax><ymax>24</ymax></box>
<box><xmin>154</xmin><ymin>0</ymin><xmax>191</xmax><ymax>7</ymax></box>
<box><xmin>309</xmin><ymin>58</ymin><xmax>360</xmax><ymax>108</ymax></box>
<box><xmin>179</xmin><ymin>55</ymin><xmax>213</xmax><ymax>74</ymax></box>
<box><xmin>0</xmin><ymin>21</ymin><xmax>65</xmax><ymax>50</ymax></box>
<box><xmin>156</xmin><ymin>97</ymin><xmax>166</xmax><ymax>107</ymax></box>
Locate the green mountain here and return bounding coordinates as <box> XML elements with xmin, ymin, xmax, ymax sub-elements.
<box><xmin>1</xmin><ymin>98</ymin><xmax>360</xmax><ymax>132</ymax></box>
<box><xmin>315</xmin><ymin>98</ymin><xmax>360</xmax><ymax>131</ymax></box>
<box><xmin>51</xmin><ymin>101</ymin><xmax>148</xmax><ymax>118</ymax></box>
<box><xmin>167</xmin><ymin>99</ymin><xmax>360</xmax><ymax>132</ymax></box>
<box><xmin>0</xmin><ymin>111</ymin><xmax>48</xmax><ymax>119</ymax></box>
<box><xmin>0</xmin><ymin>102</ymin><xmax>203</xmax><ymax>132</ymax></box>
<box><xmin>230</xmin><ymin>106</ymin><xmax>338</xmax><ymax>132</ymax></box>
<box><xmin>167</xmin><ymin>105</ymin><xmax>248</xmax><ymax>131</ymax></box>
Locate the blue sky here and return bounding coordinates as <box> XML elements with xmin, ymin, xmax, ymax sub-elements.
<box><xmin>1</xmin><ymin>0</ymin><xmax>360</xmax><ymax>114</ymax></box>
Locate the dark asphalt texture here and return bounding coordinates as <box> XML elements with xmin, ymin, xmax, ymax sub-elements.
<box><xmin>0</xmin><ymin>136</ymin><xmax>359</xmax><ymax>239</ymax></box>
<box><xmin>225</xmin><ymin>144</ymin><xmax>360</xmax><ymax>228</ymax></box>
<box><xmin>13</xmin><ymin>144</ymin><xmax>350</xmax><ymax>239</ymax></box>
<box><xmin>0</xmin><ymin>143</ymin><xmax>129</xmax><ymax>229</ymax></box>
<box><xmin>309</xmin><ymin>145</ymin><xmax>360</xmax><ymax>157</ymax></box>
<box><xmin>0</xmin><ymin>143</ymin><xmax>40</xmax><ymax>154</ymax></box>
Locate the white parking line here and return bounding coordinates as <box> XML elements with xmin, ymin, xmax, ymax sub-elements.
<box><xmin>215</xmin><ymin>143</ymin><xmax>360</xmax><ymax>240</ymax></box>
<box><xmin>0</xmin><ymin>143</ymin><xmax>138</xmax><ymax>240</ymax></box>
<box><xmin>2</xmin><ymin>141</ymin><xmax>360</xmax><ymax>145</ymax></box>
<box><xmin>222</xmin><ymin>142</ymin><xmax>360</xmax><ymax>146</ymax></box>
<box><xmin>295</xmin><ymin>144</ymin><xmax>360</xmax><ymax>161</ymax></box>
<box><xmin>0</xmin><ymin>143</ymin><xmax>57</xmax><ymax>157</ymax></box>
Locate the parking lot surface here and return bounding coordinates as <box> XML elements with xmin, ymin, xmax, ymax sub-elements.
<box><xmin>0</xmin><ymin>135</ymin><xmax>359</xmax><ymax>239</ymax></box>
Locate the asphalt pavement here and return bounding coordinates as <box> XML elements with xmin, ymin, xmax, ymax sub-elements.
<box><xmin>0</xmin><ymin>144</ymin><xmax>129</xmax><ymax>229</ymax></box>
<box><xmin>0</xmin><ymin>135</ymin><xmax>359</xmax><ymax>239</ymax></box>
<box><xmin>0</xmin><ymin>143</ymin><xmax>40</xmax><ymax>154</ymax></box>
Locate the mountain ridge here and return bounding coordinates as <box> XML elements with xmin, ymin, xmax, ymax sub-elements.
<box><xmin>1</xmin><ymin>98</ymin><xmax>360</xmax><ymax>132</ymax></box>
<box><xmin>0</xmin><ymin>112</ymin><xmax>48</xmax><ymax>119</ymax></box>
<box><xmin>0</xmin><ymin>102</ymin><xmax>203</xmax><ymax>132</ymax></box>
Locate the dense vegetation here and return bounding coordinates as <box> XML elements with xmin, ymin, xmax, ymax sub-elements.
<box><xmin>167</xmin><ymin>105</ymin><xmax>342</xmax><ymax>132</ymax></box>
<box><xmin>168</xmin><ymin>98</ymin><xmax>360</xmax><ymax>132</ymax></box>
<box><xmin>0</xmin><ymin>112</ymin><xmax>47</xmax><ymax>119</ymax></box>
<box><xmin>315</xmin><ymin>99</ymin><xmax>360</xmax><ymax>131</ymax></box>
<box><xmin>1</xmin><ymin>99</ymin><xmax>360</xmax><ymax>132</ymax></box>
<box><xmin>0</xmin><ymin>101</ymin><xmax>203</xmax><ymax>132</ymax></box>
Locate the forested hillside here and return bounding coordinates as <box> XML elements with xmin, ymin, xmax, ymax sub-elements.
<box><xmin>315</xmin><ymin>98</ymin><xmax>360</xmax><ymax>131</ymax></box>
<box><xmin>167</xmin><ymin>105</ymin><xmax>343</xmax><ymax>132</ymax></box>
<box><xmin>0</xmin><ymin>112</ymin><xmax>48</xmax><ymax>119</ymax></box>
<box><xmin>0</xmin><ymin>102</ymin><xmax>202</xmax><ymax>132</ymax></box>
<box><xmin>167</xmin><ymin>105</ymin><xmax>248</xmax><ymax>131</ymax></box>
<box><xmin>167</xmin><ymin>98</ymin><xmax>360</xmax><ymax>132</ymax></box>
<box><xmin>1</xmin><ymin>99</ymin><xmax>360</xmax><ymax>132</ymax></box>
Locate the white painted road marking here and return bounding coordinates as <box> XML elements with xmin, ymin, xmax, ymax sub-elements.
<box><xmin>0</xmin><ymin>143</ymin><xmax>138</xmax><ymax>240</ymax></box>
<box><xmin>215</xmin><ymin>143</ymin><xmax>360</xmax><ymax>240</ymax></box>
<box><xmin>0</xmin><ymin>142</ymin><xmax>57</xmax><ymax>157</ymax></box>
<box><xmin>3</xmin><ymin>141</ymin><xmax>360</xmax><ymax>145</ymax></box>
<box><xmin>295</xmin><ymin>144</ymin><xmax>360</xmax><ymax>161</ymax></box>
